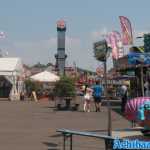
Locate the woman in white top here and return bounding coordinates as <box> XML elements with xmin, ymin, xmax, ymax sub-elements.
<box><xmin>83</xmin><ymin>87</ymin><xmax>93</xmax><ymax>112</ymax></box>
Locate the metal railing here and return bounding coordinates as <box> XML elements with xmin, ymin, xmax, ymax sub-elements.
<box><xmin>57</xmin><ymin>128</ymin><xmax>115</xmax><ymax>150</ymax></box>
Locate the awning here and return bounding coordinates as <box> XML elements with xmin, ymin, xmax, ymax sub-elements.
<box><xmin>30</xmin><ymin>71</ymin><xmax>60</xmax><ymax>82</ymax></box>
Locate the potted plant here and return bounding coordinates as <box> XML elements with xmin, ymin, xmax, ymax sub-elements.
<box><xmin>53</xmin><ymin>76</ymin><xmax>76</xmax><ymax>110</ymax></box>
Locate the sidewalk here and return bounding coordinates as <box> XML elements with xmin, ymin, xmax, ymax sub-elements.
<box><xmin>0</xmin><ymin>100</ymin><xmax>131</xmax><ymax>150</ymax></box>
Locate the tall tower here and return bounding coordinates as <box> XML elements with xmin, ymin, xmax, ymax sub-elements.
<box><xmin>55</xmin><ymin>20</ymin><xmax>67</xmax><ymax>76</ymax></box>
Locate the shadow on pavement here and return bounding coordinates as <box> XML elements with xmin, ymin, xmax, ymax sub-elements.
<box><xmin>112</xmin><ymin>107</ymin><xmax>122</xmax><ymax>116</ymax></box>
<box><xmin>50</xmin><ymin>133</ymin><xmax>62</xmax><ymax>138</ymax></box>
<box><xmin>43</xmin><ymin>142</ymin><xmax>59</xmax><ymax>150</ymax></box>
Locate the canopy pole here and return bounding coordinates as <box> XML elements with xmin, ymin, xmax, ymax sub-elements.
<box><xmin>141</xmin><ymin>65</ymin><xmax>144</xmax><ymax>96</ymax></box>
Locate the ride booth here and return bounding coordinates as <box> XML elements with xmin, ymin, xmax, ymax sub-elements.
<box><xmin>122</xmin><ymin>52</ymin><xmax>150</xmax><ymax>135</ymax></box>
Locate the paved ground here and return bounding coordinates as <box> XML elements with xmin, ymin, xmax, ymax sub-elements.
<box><xmin>0</xmin><ymin>99</ymin><xmax>131</xmax><ymax>150</ymax></box>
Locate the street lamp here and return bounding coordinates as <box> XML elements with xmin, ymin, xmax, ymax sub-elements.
<box><xmin>93</xmin><ymin>40</ymin><xmax>112</xmax><ymax>136</ymax></box>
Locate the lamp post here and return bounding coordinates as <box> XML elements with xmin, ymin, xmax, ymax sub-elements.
<box><xmin>93</xmin><ymin>40</ymin><xmax>112</xmax><ymax>136</ymax></box>
<box><xmin>104</xmin><ymin>41</ymin><xmax>112</xmax><ymax>136</ymax></box>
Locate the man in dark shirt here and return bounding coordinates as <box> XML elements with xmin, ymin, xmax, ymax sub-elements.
<box><xmin>92</xmin><ymin>81</ymin><xmax>103</xmax><ymax>112</ymax></box>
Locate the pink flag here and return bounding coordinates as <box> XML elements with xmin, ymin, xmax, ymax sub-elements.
<box><xmin>112</xmin><ymin>31</ymin><xmax>124</xmax><ymax>58</ymax></box>
<box><xmin>106</xmin><ymin>31</ymin><xmax>124</xmax><ymax>59</ymax></box>
<box><xmin>106</xmin><ymin>32</ymin><xmax>117</xmax><ymax>59</ymax></box>
<box><xmin>109</xmin><ymin>32</ymin><xmax>118</xmax><ymax>59</ymax></box>
<box><xmin>119</xmin><ymin>16</ymin><xmax>133</xmax><ymax>45</ymax></box>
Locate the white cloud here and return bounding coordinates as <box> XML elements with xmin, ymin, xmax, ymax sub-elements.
<box><xmin>90</xmin><ymin>27</ymin><xmax>108</xmax><ymax>42</ymax></box>
<box><xmin>12</xmin><ymin>38</ymin><xmax>57</xmax><ymax>65</ymax></box>
<box><xmin>0</xmin><ymin>35</ymin><xmax>104</xmax><ymax>71</ymax></box>
<box><xmin>10</xmin><ymin>36</ymin><xmax>83</xmax><ymax>67</ymax></box>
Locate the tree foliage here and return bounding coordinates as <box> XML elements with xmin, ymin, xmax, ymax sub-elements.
<box><xmin>53</xmin><ymin>76</ymin><xmax>76</xmax><ymax>98</ymax></box>
<box><xmin>25</xmin><ymin>79</ymin><xmax>41</xmax><ymax>95</ymax></box>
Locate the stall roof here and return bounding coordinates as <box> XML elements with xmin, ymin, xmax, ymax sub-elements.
<box><xmin>0</xmin><ymin>57</ymin><xmax>23</xmax><ymax>76</ymax></box>
<box><xmin>112</xmin><ymin>75</ymin><xmax>136</xmax><ymax>80</ymax></box>
<box><xmin>30</xmin><ymin>71</ymin><xmax>60</xmax><ymax>82</ymax></box>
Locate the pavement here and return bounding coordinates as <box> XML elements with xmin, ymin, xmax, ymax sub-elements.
<box><xmin>0</xmin><ymin>99</ymin><xmax>132</xmax><ymax>150</ymax></box>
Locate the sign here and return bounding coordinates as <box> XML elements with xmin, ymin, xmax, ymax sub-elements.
<box><xmin>57</xmin><ymin>20</ymin><xmax>66</xmax><ymax>31</ymax></box>
<box><xmin>96</xmin><ymin>66</ymin><xmax>104</xmax><ymax>77</ymax></box>
<box><xmin>93</xmin><ymin>40</ymin><xmax>108</xmax><ymax>61</ymax></box>
<box><xmin>128</xmin><ymin>52</ymin><xmax>150</xmax><ymax>65</ymax></box>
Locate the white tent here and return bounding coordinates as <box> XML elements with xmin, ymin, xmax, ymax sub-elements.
<box><xmin>30</xmin><ymin>71</ymin><xmax>60</xmax><ymax>82</ymax></box>
<box><xmin>0</xmin><ymin>57</ymin><xmax>23</xmax><ymax>76</ymax></box>
<box><xmin>0</xmin><ymin>57</ymin><xmax>24</xmax><ymax>100</ymax></box>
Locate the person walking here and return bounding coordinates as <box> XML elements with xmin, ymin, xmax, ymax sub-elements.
<box><xmin>144</xmin><ymin>80</ymin><xmax>150</xmax><ymax>97</ymax></box>
<box><xmin>92</xmin><ymin>80</ymin><xmax>103</xmax><ymax>112</ymax></box>
<box><xmin>120</xmin><ymin>82</ymin><xmax>128</xmax><ymax>113</ymax></box>
<box><xmin>83</xmin><ymin>87</ymin><xmax>93</xmax><ymax>112</ymax></box>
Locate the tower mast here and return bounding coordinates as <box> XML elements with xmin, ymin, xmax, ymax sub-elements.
<box><xmin>55</xmin><ymin>20</ymin><xmax>67</xmax><ymax>76</ymax></box>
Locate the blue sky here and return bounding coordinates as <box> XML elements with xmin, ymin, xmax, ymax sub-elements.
<box><xmin>0</xmin><ymin>0</ymin><xmax>149</xmax><ymax>71</ymax></box>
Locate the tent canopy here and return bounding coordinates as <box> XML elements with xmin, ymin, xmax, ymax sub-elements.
<box><xmin>0</xmin><ymin>57</ymin><xmax>24</xmax><ymax>100</ymax></box>
<box><xmin>30</xmin><ymin>71</ymin><xmax>60</xmax><ymax>82</ymax></box>
<box><xmin>0</xmin><ymin>57</ymin><xmax>23</xmax><ymax>76</ymax></box>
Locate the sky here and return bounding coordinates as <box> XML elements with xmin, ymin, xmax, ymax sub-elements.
<box><xmin>0</xmin><ymin>0</ymin><xmax>150</xmax><ymax>71</ymax></box>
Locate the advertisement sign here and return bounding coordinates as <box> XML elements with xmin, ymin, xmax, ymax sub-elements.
<box><xmin>57</xmin><ymin>20</ymin><xmax>66</xmax><ymax>31</ymax></box>
<box><xmin>93</xmin><ymin>40</ymin><xmax>107</xmax><ymax>61</ymax></box>
<box><xmin>128</xmin><ymin>52</ymin><xmax>150</xmax><ymax>65</ymax></box>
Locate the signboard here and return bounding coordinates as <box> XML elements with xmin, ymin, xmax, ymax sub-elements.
<box><xmin>93</xmin><ymin>40</ymin><xmax>107</xmax><ymax>61</ymax></box>
<box><xmin>57</xmin><ymin>20</ymin><xmax>66</xmax><ymax>31</ymax></box>
<box><xmin>128</xmin><ymin>52</ymin><xmax>150</xmax><ymax>65</ymax></box>
<box><xmin>96</xmin><ymin>66</ymin><xmax>104</xmax><ymax>77</ymax></box>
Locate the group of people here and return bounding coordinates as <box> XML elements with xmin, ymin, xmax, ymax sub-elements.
<box><xmin>82</xmin><ymin>80</ymin><xmax>103</xmax><ymax>112</ymax></box>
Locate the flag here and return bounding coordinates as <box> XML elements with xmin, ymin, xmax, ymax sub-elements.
<box><xmin>0</xmin><ymin>31</ymin><xmax>5</xmax><ymax>39</ymax></box>
<box><xmin>106</xmin><ymin>31</ymin><xmax>124</xmax><ymax>59</ymax></box>
<box><xmin>112</xmin><ymin>31</ymin><xmax>124</xmax><ymax>58</ymax></box>
<box><xmin>119</xmin><ymin>16</ymin><xmax>133</xmax><ymax>45</ymax></box>
<box><xmin>109</xmin><ymin>32</ymin><xmax>118</xmax><ymax>59</ymax></box>
<box><xmin>106</xmin><ymin>32</ymin><xmax>118</xmax><ymax>59</ymax></box>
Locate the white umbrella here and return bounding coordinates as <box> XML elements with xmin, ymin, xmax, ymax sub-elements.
<box><xmin>30</xmin><ymin>71</ymin><xmax>60</xmax><ymax>82</ymax></box>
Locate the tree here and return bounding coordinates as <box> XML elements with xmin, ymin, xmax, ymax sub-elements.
<box><xmin>32</xmin><ymin>62</ymin><xmax>46</xmax><ymax>68</ymax></box>
<box><xmin>53</xmin><ymin>76</ymin><xmax>76</xmax><ymax>109</ymax></box>
<box><xmin>54</xmin><ymin>76</ymin><xmax>76</xmax><ymax>98</ymax></box>
<box><xmin>144</xmin><ymin>34</ymin><xmax>150</xmax><ymax>52</ymax></box>
<box><xmin>24</xmin><ymin>79</ymin><xmax>42</xmax><ymax>97</ymax></box>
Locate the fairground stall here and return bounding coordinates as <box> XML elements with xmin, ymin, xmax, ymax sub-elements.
<box><xmin>0</xmin><ymin>57</ymin><xmax>24</xmax><ymax>100</ymax></box>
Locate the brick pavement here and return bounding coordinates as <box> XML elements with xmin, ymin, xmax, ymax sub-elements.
<box><xmin>0</xmin><ymin>100</ymin><xmax>131</xmax><ymax>150</ymax></box>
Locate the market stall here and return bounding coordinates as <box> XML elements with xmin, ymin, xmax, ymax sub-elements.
<box><xmin>30</xmin><ymin>71</ymin><xmax>60</xmax><ymax>100</ymax></box>
<box><xmin>0</xmin><ymin>57</ymin><xmax>24</xmax><ymax>100</ymax></box>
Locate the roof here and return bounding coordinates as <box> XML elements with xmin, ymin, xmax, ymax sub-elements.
<box><xmin>0</xmin><ymin>57</ymin><xmax>23</xmax><ymax>75</ymax></box>
<box><xmin>30</xmin><ymin>71</ymin><xmax>60</xmax><ymax>82</ymax></box>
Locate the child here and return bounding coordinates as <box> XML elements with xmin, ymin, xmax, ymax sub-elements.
<box><xmin>83</xmin><ymin>87</ymin><xmax>93</xmax><ymax>112</ymax></box>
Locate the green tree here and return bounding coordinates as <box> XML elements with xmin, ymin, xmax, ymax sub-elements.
<box><xmin>54</xmin><ymin>76</ymin><xmax>76</xmax><ymax>98</ymax></box>
<box><xmin>25</xmin><ymin>79</ymin><xmax>41</xmax><ymax>96</ymax></box>
<box><xmin>53</xmin><ymin>76</ymin><xmax>76</xmax><ymax>109</ymax></box>
<box><xmin>144</xmin><ymin>34</ymin><xmax>150</xmax><ymax>52</ymax></box>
